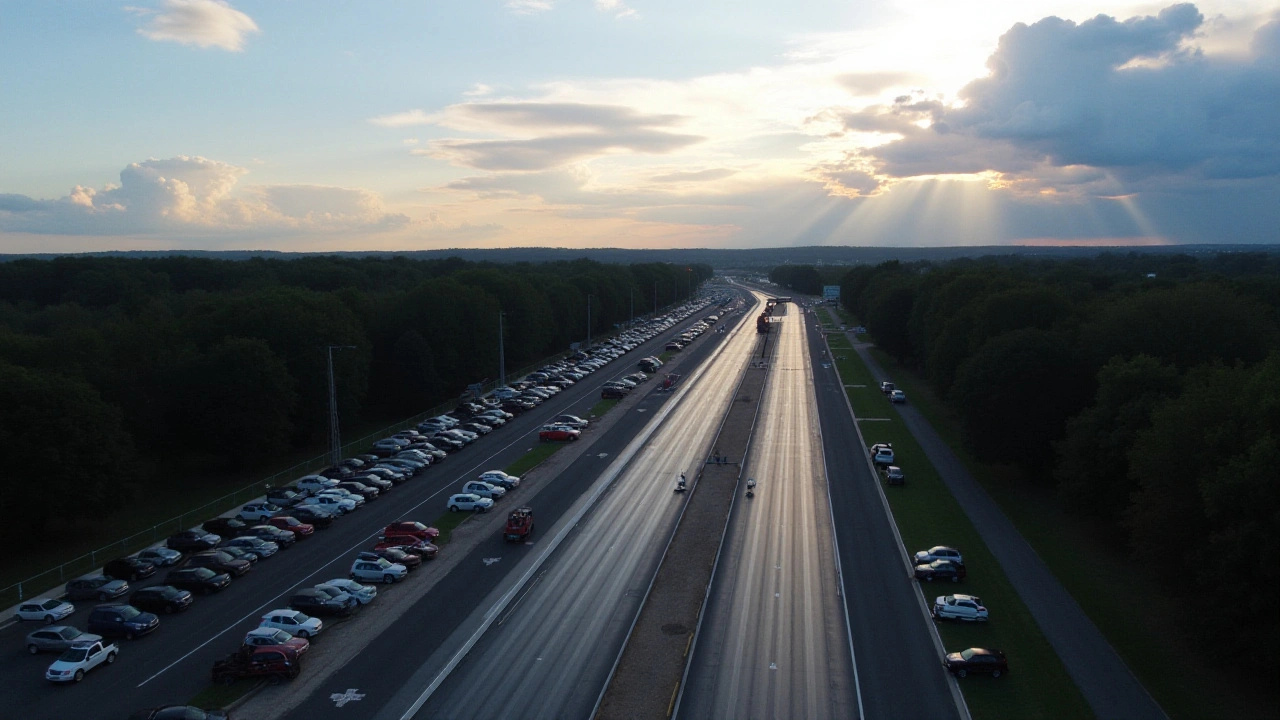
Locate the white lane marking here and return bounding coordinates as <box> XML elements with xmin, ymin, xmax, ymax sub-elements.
<box><xmin>597</xmin><ymin>453</ymin><xmax>609</xmax><ymax>459</ymax></box>
<box><xmin>332</xmin><ymin>689</ymin><xmax>366</xmax><ymax>707</ymax></box>
<box><xmin>483</xmin><ymin>558</ymin><xmax>501</xmax><ymax>566</ymax></box>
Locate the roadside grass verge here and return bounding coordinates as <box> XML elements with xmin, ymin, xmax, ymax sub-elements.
<box><xmin>504</xmin><ymin>441</ymin><xmax>564</xmax><ymax>478</ymax></box>
<box><xmin>189</xmin><ymin>678</ymin><xmax>260</xmax><ymax>710</ymax></box>
<box><xmin>588</xmin><ymin>398</ymin><xmax>620</xmax><ymax>418</ymax></box>
<box><xmin>833</xmin><ymin>344</ymin><xmax>1092</xmax><ymax>720</ymax></box>
<box><xmin>430</xmin><ymin>507</ymin><xmax>474</xmax><ymax>546</ymax></box>
<box><xmin>868</xmin><ymin>348</ymin><xmax>1275</xmax><ymax>719</ymax></box>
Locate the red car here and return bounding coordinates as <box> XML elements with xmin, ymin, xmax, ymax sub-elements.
<box><xmin>266</xmin><ymin>516</ymin><xmax>315</xmax><ymax>538</ymax></box>
<box><xmin>242</xmin><ymin>627</ymin><xmax>310</xmax><ymax>656</ymax></box>
<box><xmin>383</xmin><ymin>521</ymin><xmax>439</xmax><ymax>542</ymax></box>
<box><xmin>377</xmin><ymin>536</ymin><xmax>438</xmax><ymax>561</ymax></box>
<box><xmin>539</xmin><ymin>424</ymin><xmax>580</xmax><ymax>442</ymax></box>
<box><xmin>366</xmin><ymin>546</ymin><xmax>423</xmax><ymax>569</ymax></box>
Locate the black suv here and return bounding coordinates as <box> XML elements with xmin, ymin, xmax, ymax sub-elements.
<box><xmin>87</xmin><ymin>604</ymin><xmax>160</xmax><ymax>639</ymax></box>
<box><xmin>165</xmin><ymin>567</ymin><xmax>232</xmax><ymax>595</ymax></box>
<box><xmin>202</xmin><ymin>517</ymin><xmax>250</xmax><ymax>537</ymax></box>
<box><xmin>104</xmin><ymin>557</ymin><xmax>157</xmax><ymax>582</ymax></box>
<box><xmin>185</xmin><ymin>550</ymin><xmax>252</xmax><ymax>577</ymax></box>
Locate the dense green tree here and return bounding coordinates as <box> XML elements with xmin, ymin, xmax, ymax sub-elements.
<box><xmin>0</xmin><ymin>361</ymin><xmax>135</xmax><ymax>534</ymax></box>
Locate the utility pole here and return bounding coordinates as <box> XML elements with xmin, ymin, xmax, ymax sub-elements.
<box><xmin>653</xmin><ymin>280</ymin><xmax>658</xmax><ymax>315</ymax></box>
<box><xmin>326</xmin><ymin>345</ymin><xmax>356</xmax><ymax>466</ymax></box>
<box><xmin>498</xmin><ymin>310</ymin><xmax>506</xmax><ymax>388</ymax></box>
<box><xmin>586</xmin><ymin>294</ymin><xmax>592</xmax><ymax>349</ymax></box>
<box><xmin>629</xmin><ymin>287</ymin><xmax>633</xmax><ymax>327</ymax></box>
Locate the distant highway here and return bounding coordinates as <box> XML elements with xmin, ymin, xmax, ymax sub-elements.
<box><xmin>680</xmin><ymin>300</ymin><xmax>858</xmax><ymax>717</ymax></box>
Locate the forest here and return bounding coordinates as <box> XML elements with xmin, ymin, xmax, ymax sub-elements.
<box><xmin>775</xmin><ymin>252</ymin><xmax>1280</xmax><ymax>669</ymax></box>
<box><xmin>0</xmin><ymin>255</ymin><xmax>711</xmax><ymax>539</ymax></box>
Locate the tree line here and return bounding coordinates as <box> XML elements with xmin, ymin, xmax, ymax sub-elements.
<box><xmin>775</xmin><ymin>252</ymin><xmax>1280</xmax><ymax>669</ymax></box>
<box><xmin>0</xmin><ymin>255</ymin><xmax>711</xmax><ymax>537</ymax></box>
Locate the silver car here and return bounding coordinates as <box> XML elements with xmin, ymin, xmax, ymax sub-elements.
<box><xmin>25</xmin><ymin>626</ymin><xmax>102</xmax><ymax>655</ymax></box>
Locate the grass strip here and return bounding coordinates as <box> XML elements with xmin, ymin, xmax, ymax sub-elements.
<box><xmin>504</xmin><ymin>441</ymin><xmax>564</xmax><ymax>478</ymax></box>
<box><xmin>189</xmin><ymin>678</ymin><xmax>260</xmax><ymax>709</ymax></box>
<box><xmin>833</xmin><ymin>342</ymin><xmax>1092</xmax><ymax>719</ymax></box>
<box><xmin>867</xmin><ymin>348</ymin><xmax>1274</xmax><ymax>719</ymax></box>
<box><xmin>430</xmin><ymin>507</ymin><xmax>474</xmax><ymax>546</ymax></box>
<box><xmin>588</xmin><ymin>398</ymin><xmax>620</xmax><ymax>418</ymax></box>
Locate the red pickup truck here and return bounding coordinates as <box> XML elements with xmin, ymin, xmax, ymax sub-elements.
<box><xmin>504</xmin><ymin>507</ymin><xmax>534</xmax><ymax>542</ymax></box>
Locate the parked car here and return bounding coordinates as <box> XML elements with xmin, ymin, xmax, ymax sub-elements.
<box><xmin>914</xmin><ymin>559</ymin><xmax>967</xmax><ymax>583</ymax></box>
<box><xmin>264</xmin><ymin>488</ymin><xmax>304</xmax><ymax>508</ymax></box>
<box><xmin>539</xmin><ymin>424</ymin><xmax>581</xmax><ymax>442</ymax></box>
<box><xmin>944</xmin><ymin>647</ymin><xmax>1007</xmax><ymax>678</ymax></box>
<box><xmin>166</xmin><ymin>530</ymin><xmax>221</xmax><ymax>553</ymax></box>
<box><xmin>460</xmin><ymin>422</ymin><xmax>493</xmax><ymax>436</ymax></box>
<box><xmin>552</xmin><ymin>414</ymin><xmax>588</xmax><ymax>428</ymax></box>
<box><xmin>103</xmin><ymin>557</ymin><xmax>157</xmax><ymax>582</ymax></box>
<box><xmin>462</xmin><ymin>480</ymin><xmax>505</xmax><ymax>500</ymax></box>
<box><xmin>45</xmin><ymin>639</ymin><xmax>118</xmax><ymax>683</ymax></box>
<box><xmin>374</xmin><ymin>537</ymin><xmax>436</xmax><ymax>561</ymax></box>
<box><xmin>300</xmin><ymin>494</ymin><xmax>353</xmax><ymax>516</ymax></box>
<box><xmin>217</xmin><ymin>546</ymin><xmax>260</xmax><ymax>565</ymax></box>
<box><xmin>313</xmin><ymin>583</ymin><xmax>363</xmax><ymax>610</ymax></box>
<box><xmin>211</xmin><ymin>646</ymin><xmax>301</xmax><ymax>684</ymax></box>
<box><xmin>447</xmin><ymin>493</ymin><xmax>494</xmax><ymax>513</ymax></box>
<box><xmin>202</xmin><ymin>517</ymin><xmax>249</xmax><ymax>537</ymax></box>
<box><xmin>871</xmin><ymin>445</ymin><xmax>895</xmax><ymax>466</ymax></box>
<box><xmin>884</xmin><ymin>466</ymin><xmax>905</xmax><ymax>485</ymax></box>
<box><xmin>266</xmin><ymin>515</ymin><xmax>315</xmax><ymax>538</ymax></box>
<box><xmin>337</xmin><ymin>481</ymin><xmax>380</xmax><ymax>501</ymax></box>
<box><xmin>290</xmin><ymin>506</ymin><xmax>335</xmax><ymax>528</ymax></box>
<box><xmin>219</xmin><ymin>535</ymin><xmax>279</xmax><ymax>559</ymax></box>
<box><xmin>165</xmin><ymin>567</ymin><xmax>232</xmax><ymax>595</ymax></box>
<box><xmin>371</xmin><ymin>438</ymin><xmax>408</xmax><ymax>456</ymax></box>
<box><xmin>237</xmin><ymin>502</ymin><xmax>282</xmax><ymax>522</ymax></box>
<box><xmin>129</xmin><ymin>707</ymin><xmax>228</xmax><ymax>720</ymax></box>
<box><xmin>601</xmin><ymin>386</ymin><xmax>627</xmax><ymax>399</ymax></box>
<box><xmin>25</xmin><ymin>625</ymin><xmax>101</xmax><ymax>655</ymax></box>
<box><xmin>322</xmin><ymin>578</ymin><xmax>377</xmax><ymax>605</ymax></box>
<box><xmin>136</xmin><ymin>547</ymin><xmax>183</xmax><ymax>567</ymax></box>
<box><xmin>914</xmin><ymin>546</ymin><xmax>964</xmax><ymax>566</ymax></box>
<box><xmin>184</xmin><ymin>550</ymin><xmax>252</xmax><ymax>577</ymax></box>
<box><xmin>318</xmin><ymin>488</ymin><xmax>365</xmax><ymax>509</ymax></box>
<box><xmin>350</xmin><ymin>555</ymin><xmax>408</xmax><ymax>584</ymax></box>
<box><xmin>66</xmin><ymin>576</ymin><xmax>130</xmax><ymax>602</ymax></box>
<box><xmin>296</xmin><ymin>475</ymin><xmax>340</xmax><ymax>494</ymax></box>
<box><xmin>16</xmin><ymin>598</ymin><xmax>76</xmax><ymax>624</ymax></box>
<box><xmin>242</xmin><ymin>524</ymin><xmax>297</xmax><ymax>548</ymax></box>
<box><xmin>318</xmin><ymin>465</ymin><xmax>354</xmax><ymax>480</ymax></box>
<box><xmin>933</xmin><ymin>594</ymin><xmax>988</xmax><ymax>622</ymax></box>
<box><xmin>478</xmin><ymin>470</ymin><xmax>520</xmax><ymax>489</ymax></box>
<box><xmin>383</xmin><ymin>520</ymin><xmax>440</xmax><ymax>542</ymax></box>
<box><xmin>890</xmin><ymin>389</ymin><xmax>907</xmax><ymax>404</ymax></box>
<box><xmin>351</xmin><ymin>473</ymin><xmax>395</xmax><ymax>491</ymax></box>
<box><xmin>289</xmin><ymin>588</ymin><xmax>355</xmax><ymax>617</ymax></box>
<box><xmin>259</xmin><ymin>609</ymin><xmax>322</xmax><ymax>638</ymax></box>
<box><xmin>129</xmin><ymin>585</ymin><xmax>194</xmax><ymax>615</ymax></box>
<box><xmin>86</xmin><ymin>604</ymin><xmax>159</xmax><ymax>639</ymax></box>
<box><xmin>243</xmin><ymin>627</ymin><xmax>310</xmax><ymax>655</ymax></box>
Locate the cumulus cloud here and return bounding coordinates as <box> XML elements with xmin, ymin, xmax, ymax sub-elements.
<box><xmin>650</xmin><ymin>168</ymin><xmax>738</xmax><ymax>183</ymax></box>
<box><xmin>130</xmin><ymin>0</ymin><xmax>260</xmax><ymax>51</ymax></box>
<box><xmin>407</xmin><ymin>102</ymin><xmax>703</xmax><ymax>171</ymax></box>
<box><xmin>857</xmin><ymin>4</ymin><xmax>1280</xmax><ymax>194</ymax></box>
<box><xmin>836</xmin><ymin>71</ymin><xmax>923</xmax><ymax>96</ymax></box>
<box><xmin>505</xmin><ymin>0</ymin><xmax>554</xmax><ymax>14</ymax></box>
<box><xmin>0</xmin><ymin>156</ymin><xmax>407</xmax><ymax>236</ymax></box>
<box><xmin>596</xmin><ymin>0</ymin><xmax>637</xmax><ymax>19</ymax></box>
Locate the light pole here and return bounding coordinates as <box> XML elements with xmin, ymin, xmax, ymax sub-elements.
<box><xmin>326</xmin><ymin>345</ymin><xmax>356</xmax><ymax>466</ymax></box>
<box><xmin>586</xmin><ymin>294</ymin><xmax>593</xmax><ymax>349</ymax></box>
<box><xmin>629</xmin><ymin>287</ymin><xmax>634</xmax><ymax>327</ymax></box>
<box><xmin>498</xmin><ymin>310</ymin><xmax>506</xmax><ymax>388</ymax></box>
<box><xmin>653</xmin><ymin>280</ymin><xmax>658</xmax><ymax>315</ymax></box>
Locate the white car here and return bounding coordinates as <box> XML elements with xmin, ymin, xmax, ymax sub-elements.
<box><xmin>447</xmin><ymin>493</ymin><xmax>494</xmax><ymax>513</ymax></box>
<box><xmin>461</xmin><ymin>480</ymin><xmax>505</xmax><ymax>500</ymax></box>
<box><xmin>933</xmin><ymin>594</ymin><xmax>988</xmax><ymax>622</ymax></box>
<box><xmin>479</xmin><ymin>470</ymin><xmax>520</xmax><ymax>488</ymax></box>
<box><xmin>237</xmin><ymin>502</ymin><xmax>280</xmax><ymax>522</ymax></box>
<box><xmin>323</xmin><ymin>578</ymin><xmax>378</xmax><ymax>605</ymax></box>
<box><xmin>319</xmin><ymin>488</ymin><xmax>365</xmax><ymax>507</ymax></box>
<box><xmin>302</xmin><ymin>494</ymin><xmax>354</xmax><ymax>515</ymax></box>
<box><xmin>260</xmin><ymin>609</ymin><xmax>323</xmax><ymax>638</ymax></box>
<box><xmin>296</xmin><ymin>475</ymin><xmax>339</xmax><ymax>494</ymax></box>
<box><xmin>914</xmin><ymin>545</ymin><xmax>964</xmax><ymax>566</ymax></box>
<box><xmin>45</xmin><ymin>639</ymin><xmax>117</xmax><ymax>683</ymax></box>
<box><xmin>15</xmin><ymin>598</ymin><xmax>75</xmax><ymax>624</ymax></box>
<box><xmin>350</xmin><ymin>556</ymin><xmax>407</xmax><ymax>584</ymax></box>
<box><xmin>136</xmin><ymin>547</ymin><xmax>183</xmax><ymax>567</ymax></box>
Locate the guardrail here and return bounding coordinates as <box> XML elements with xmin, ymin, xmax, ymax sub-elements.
<box><xmin>0</xmin><ymin>335</ymin><xmax>656</xmax><ymax>608</ymax></box>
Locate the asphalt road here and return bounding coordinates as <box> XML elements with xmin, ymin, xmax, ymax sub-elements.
<box><xmin>808</xmin><ymin>311</ymin><xmax>963</xmax><ymax>720</ymax></box>
<box><xmin>0</xmin><ymin>302</ymin><xmax>722</xmax><ymax>720</ymax></box>
<box><xmin>680</xmin><ymin>302</ymin><xmax>858</xmax><ymax>718</ymax></box>
<box><xmin>408</xmin><ymin>297</ymin><xmax>763</xmax><ymax>720</ymax></box>
<box><xmin>853</xmin><ymin>341</ymin><xmax>1167</xmax><ymax>720</ymax></box>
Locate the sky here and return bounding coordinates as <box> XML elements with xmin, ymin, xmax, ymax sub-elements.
<box><xmin>1</xmin><ymin>0</ymin><xmax>1278</xmax><ymax>252</ymax></box>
